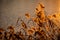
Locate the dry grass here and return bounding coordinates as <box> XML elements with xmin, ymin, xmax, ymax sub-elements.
<box><xmin>0</xmin><ymin>3</ymin><xmax>60</xmax><ymax>40</ymax></box>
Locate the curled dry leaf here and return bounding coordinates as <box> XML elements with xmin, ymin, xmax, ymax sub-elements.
<box><xmin>25</xmin><ymin>13</ymin><xmax>30</xmax><ymax>19</ymax></box>
<box><xmin>27</xmin><ymin>29</ymin><xmax>34</xmax><ymax>35</ymax></box>
<box><xmin>21</xmin><ymin>21</ymin><xmax>27</xmax><ymax>29</ymax></box>
<box><xmin>30</xmin><ymin>26</ymin><xmax>36</xmax><ymax>31</ymax></box>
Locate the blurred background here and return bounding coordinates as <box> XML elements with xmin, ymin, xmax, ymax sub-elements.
<box><xmin>0</xmin><ymin>0</ymin><xmax>60</xmax><ymax>29</ymax></box>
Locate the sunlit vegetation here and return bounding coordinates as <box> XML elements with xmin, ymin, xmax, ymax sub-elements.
<box><xmin>0</xmin><ymin>3</ymin><xmax>60</xmax><ymax>40</ymax></box>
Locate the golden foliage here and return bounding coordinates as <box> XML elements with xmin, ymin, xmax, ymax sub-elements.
<box><xmin>21</xmin><ymin>21</ymin><xmax>27</xmax><ymax>29</ymax></box>
<box><xmin>25</xmin><ymin>13</ymin><xmax>30</xmax><ymax>19</ymax></box>
<box><xmin>0</xmin><ymin>3</ymin><xmax>60</xmax><ymax>40</ymax></box>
